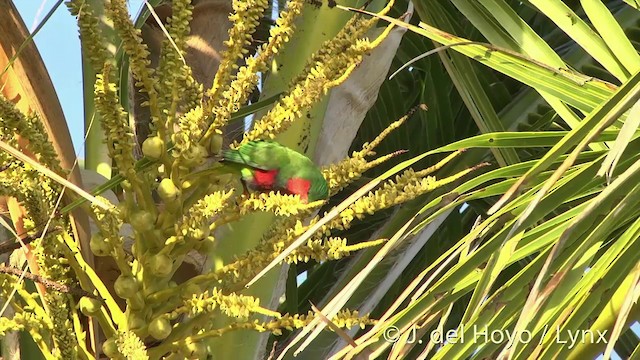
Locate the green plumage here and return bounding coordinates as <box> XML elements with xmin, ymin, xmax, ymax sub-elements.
<box><xmin>221</xmin><ymin>141</ymin><xmax>329</xmax><ymax>202</ymax></box>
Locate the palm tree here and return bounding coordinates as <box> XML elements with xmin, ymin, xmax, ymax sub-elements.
<box><xmin>2</xmin><ymin>0</ymin><xmax>640</xmax><ymax>359</ymax></box>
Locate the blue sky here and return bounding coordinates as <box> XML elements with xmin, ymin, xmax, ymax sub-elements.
<box><xmin>14</xmin><ymin>0</ymin><xmax>143</xmax><ymax>156</ymax></box>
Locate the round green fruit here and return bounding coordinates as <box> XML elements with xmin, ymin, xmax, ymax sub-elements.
<box><xmin>182</xmin><ymin>340</ymin><xmax>208</xmax><ymax>359</ymax></box>
<box><xmin>127</xmin><ymin>313</ymin><xmax>146</xmax><ymax>331</ymax></box>
<box><xmin>182</xmin><ymin>283</ymin><xmax>201</xmax><ymax>299</ymax></box>
<box><xmin>142</xmin><ymin>281</ymin><xmax>166</xmax><ymax>297</ymax></box>
<box><xmin>182</xmin><ymin>145</ymin><xmax>207</xmax><ymax>167</ymax></box>
<box><xmin>89</xmin><ymin>233</ymin><xmax>110</xmax><ymax>257</ymax></box>
<box><xmin>114</xmin><ymin>276</ymin><xmax>139</xmax><ymax>299</ymax></box>
<box><xmin>157</xmin><ymin>178</ymin><xmax>179</xmax><ymax>202</ymax></box>
<box><xmin>208</xmin><ymin>134</ymin><xmax>224</xmax><ymax>155</ymax></box>
<box><xmin>78</xmin><ymin>296</ymin><xmax>102</xmax><ymax>316</ymax></box>
<box><xmin>130</xmin><ymin>211</ymin><xmax>155</xmax><ymax>232</ymax></box>
<box><xmin>127</xmin><ymin>293</ymin><xmax>145</xmax><ymax>310</ymax></box>
<box><xmin>142</xmin><ymin>136</ymin><xmax>165</xmax><ymax>160</ymax></box>
<box><xmin>148</xmin><ymin>317</ymin><xmax>172</xmax><ymax>340</ymax></box>
<box><xmin>149</xmin><ymin>254</ymin><xmax>173</xmax><ymax>277</ymax></box>
<box><xmin>102</xmin><ymin>338</ymin><xmax>119</xmax><ymax>358</ymax></box>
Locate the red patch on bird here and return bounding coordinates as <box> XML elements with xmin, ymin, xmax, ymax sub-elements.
<box><xmin>253</xmin><ymin>169</ymin><xmax>278</xmax><ymax>189</ymax></box>
<box><xmin>286</xmin><ymin>178</ymin><xmax>311</xmax><ymax>202</ymax></box>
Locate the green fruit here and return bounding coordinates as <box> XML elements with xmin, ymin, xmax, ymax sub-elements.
<box><xmin>151</xmin><ymin>229</ymin><xmax>166</xmax><ymax>246</ymax></box>
<box><xmin>182</xmin><ymin>340</ymin><xmax>207</xmax><ymax>359</ymax></box>
<box><xmin>114</xmin><ymin>276</ymin><xmax>139</xmax><ymax>299</ymax></box>
<box><xmin>130</xmin><ymin>211</ymin><xmax>155</xmax><ymax>232</ymax></box>
<box><xmin>143</xmin><ymin>281</ymin><xmax>165</xmax><ymax>297</ymax></box>
<box><xmin>127</xmin><ymin>313</ymin><xmax>146</xmax><ymax>331</ymax></box>
<box><xmin>89</xmin><ymin>233</ymin><xmax>110</xmax><ymax>257</ymax></box>
<box><xmin>182</xmin><ymin>283</ymin><xmax>201</xmax><ymax>299</ymax></box>
<box><xmin>183</xmin><ymin>145</ymin><xmax>207</xmax><ymax>167</ymax></box>
<box><xmin>142</xmin><ymin>136</ymin><xmax>165</xmax><ymax>160</ymax></box>
<box><xmin>157</xmin><ymin>178</ymin><xmax>180</xmax><ymax>202</ymax></box>
<box><xmin>128</xmin><ymin>293</ymin><xmax>145</xmax><ymax>310</ymax></box>
<box><xmin>102</xmin><ymin>338</ymin><xmax>119</xmax><ymax>358</ymax></box>
<box><xmin>148</xmin><ymin>317</ymin><xmax>172</xmax><ymax>340</ymax></box>
<box><xmin>78</xmin><ymin>296</ymin><xmax>102</xmax><ymax>316</ymax></box>
<box><xmin>208</xmin><ymin>134</ymin><xmax>224</xmax><ymax>155</ymax></box>
<box><xmin>149</xmin><ymin>254</ymin><xmax>173</xmax><ymax>277</ymax></box>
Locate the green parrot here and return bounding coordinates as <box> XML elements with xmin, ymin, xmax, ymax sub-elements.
<box><xmin>220</xmin><ymin>140</ymin><xmax>329</xmax><ymax>203</ymax></box>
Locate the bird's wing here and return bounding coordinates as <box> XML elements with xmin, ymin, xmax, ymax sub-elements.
<box><xmin>222</xmin><ymin>141</ymin><xmax>285</xmax><ymax>170</ymax></box>
<box><xmin>221</xmin><ymin>149</ymin><xmax>264</xmax><ymax>169</ymax></box>
<box><xmin>310</xmin><ymin>172</ymin><xmax>329</xmax><ymax>201</ymax></box>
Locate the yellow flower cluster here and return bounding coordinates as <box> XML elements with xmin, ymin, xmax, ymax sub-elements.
<box><xmin>323</xmin><ymin>107</ymin><xmax>421</xmax><ymax>193</ymax></box>
<box><xmin>145</xmin><ymin>218</ymin><xmax>312</xmax><ymax>302</ymax></box>
<box><xmin>289</xmin><ymin>15</ymin><xmax>376</xmax><ymax>88</ymax></box>
<box><xmin>329</xmin><ymin>157</ymin><xmax>487</xmax><ymax>232</ymax></box>
<box><xmin>330</xmin><ymin>309</ymin><xmax>375</xmax><ymax>329</ymax></box>
<box><xmin>0</xmin><ymin>164</ymin><xmax>74</xmax><ymax>290</ymax></box>
<box><xmin>172</xmin><ymin>218</ymin><xmax>316</xmax><ymax>295</ymax></box>
<box><xmin>187</xmin><ymin>309</ymin><xmax>376</xmax><ymax>340</ymax></box>
<box><xmin>105</xmin><ymin>0</ymin><xmax>162</xmax><ymax>132</ymax></box>
<box><xmin>175</xmin><ymin>67</ymin><xmax>203</xmax><ymax>121</ymax></box>
<box><xmin>66</xmin><ymin>0</ymin><xmax>109</xmax><ymax>69</ymax></box>
<box><xmin>0</xmin><ymin>311</ymin><xmax>49</xmax><ymax>335</ymax></box>
<box><xmin>287</xmin><ymin>237</ymin><xmax>387</xmax><ymax>263</ymax></box>
<box><xmin>234</xmin><ymin>192</ymin><xmax>325</xmax><ymax>216</ymax></box>
<box><xmin>91</xmin><ymin>197</ymin><xmax>121</xmax><ymax>239</ymax></box>
<box><xmin>0</xmin><ymin>272</ymin><xmax>53</xmax><ymax>332</ymax></box>
<box><xmin>0</xmin><ymin>95</ymin><xmax>64</xmax><ymax>175</ymax></box>
<box><xmin>156</xmin><ymin>0</ymin><xmax>195</xmax><ymax>124</ymax></box>
<box><xmin>171</xmin><ymin>106</ymin><xmax>212</xmax><ymax>173</ymax></box>
<box><xmin>0</xmin><ymin>169</ymin><xmax>47</xmax><ymax>228</ymax></box>
<box><xmin>243</xmin><ymin>12</ymin><xmax>396</xmax><ymax>143</ymax></box>
<box><xmin>47</xmin><ymin>299</ymin><xmax>77</xmax><ymax>358</ymax></box>
<box><xmin>115</xmin><ymin>330</ymin><xmax>149</xmax><ymax>360</ymax></box>
<box><xmin>0</xmin><ymin>97</ymin><xmax>82</xmax><ymax>357</ymax></box>
<box><xmin>175</xmin><ymin>190</ymin><xmax>233</xmax><ymax>245</ymax></box>
<box><xmin>208</xmin><ymin>0</ymin><xmax>270</xmax><ymax>104</ymax></box>
<box><xmin>243</xmin><ymin>70</ymin><xmax>324</xmax><ymax>142</ymax></box>
<box><xmin>198</xmin><ymin>245</ymin><xmax>280</xmax><ymax>291</ymax></box>
<box><xmin>183</xmin><ymin>288</ymin><xmax>280</xmax><ymax>321</ymax></box>
<box><xmin>203</xmin><ymin>0</ymin><xmax>305</xmax><ymax>142</ymax></box>
<box><xmin>94</xmin><ymin>67</ymin><xmax>137</xmax><ymax>176</ymax></box>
